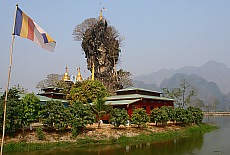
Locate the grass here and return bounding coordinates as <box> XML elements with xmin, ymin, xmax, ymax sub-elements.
<box><xmin>3</xmin><ymin>123</ymin><xmax>217</xmax><ymax>153</ymax></box>
<box><xmin>4</xmin><ymin>141</ymin><xmax>72</xmax><ymax>153</ymax></box>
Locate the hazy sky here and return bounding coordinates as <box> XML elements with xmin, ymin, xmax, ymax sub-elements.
<box><xmin>1</xmin><ymin>0</ymin><xmax>230</xmax><ymax>92</ymax></box>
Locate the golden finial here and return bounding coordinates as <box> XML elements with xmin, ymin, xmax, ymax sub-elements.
<box><xmin>65</xmin><ymin>65</ymin><xmax>68</xmax><ymax>72</ymax></box>
<box><xmin>76</xmin><ymin>67</ymin><xmax>83</xmax><ymax>82</ymax></box>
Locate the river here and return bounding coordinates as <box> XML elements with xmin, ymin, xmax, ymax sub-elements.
<box><xmin>7</xmin><ymin>116</ymin><xmax>230</xmax><ymax>155</ymax></box>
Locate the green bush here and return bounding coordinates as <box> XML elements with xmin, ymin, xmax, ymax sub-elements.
<box><xmin>151</xmin><ymin>106</ymin><xmax>204</xmax><ymax>127</ymax></box>
<box><xmin>150</xmin><ymin>106</ymin><xmax>173</xmax><ymax>126</ymax></box>
<box><xmin>39</xmin><ymin>100</ymin><xmax>71</xmax><ymax>131</ymax></box>
<box><xmin>130</xmin><ymin>108</ymin><xmax>149</xmax><ymax>128</ymax></box>
<box><xmin>150</xmin><ymin>108</ymin><xmax>161</xmax><ymax>126</ymax></box>
<box><xmin>21</xmin><ymin>93</ymin><xmax>41</xmax><ymax>130</ymax></box>
<box><xmin>187</xmin><ymin>106</ymin><xmax>203</xmax><ymax>125</ymax></box>
<box><xmin>36</xmin><ymin>127</ymin><xmax>45</xmax><ymax>140</ymax></box>
<box><xmin>0</xmin><ymin>89</ymin><xmax>23</xmax><ymax>133</ymax></box>
<box><xmin>173</xmin><ymin>107</ymin><xmax>204</xmax><ymax>126</ymax></box>
<box><xmin>110</xmin><ymin>108</ymin><xmax>129</xmax><ymax>128</ymax></box>
<box><xmin>69</xmin><ymin>102</ymin><xmax>96</xmax><ymax>138</ymax></box>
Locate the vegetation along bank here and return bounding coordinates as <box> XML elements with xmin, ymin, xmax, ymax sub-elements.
<box><xmin>3</xmin><ymin>123</ymin><xmax>217</xmax><ymax>153</ymax></box>
<box><xmin>0</xmin><ymin>89</ymin><xmax>217</xmax><ymax>153</ymax></box>
<box><xmin>0</xmin><ymin>80</ymin><xmax>217</xmax><ymax>153</ymax></box>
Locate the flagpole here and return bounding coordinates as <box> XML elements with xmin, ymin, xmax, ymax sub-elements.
<box><xmin>1</xmin><ymin>4</ymin><xmax>17</xmax><ymax>155</ymax></box>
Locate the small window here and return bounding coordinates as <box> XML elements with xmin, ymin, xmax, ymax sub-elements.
<box><xmin>142</xmin><ymin>106</ymin><xmax>146</xmax><ymax>110</ymax></box>
<box><xmin>150</xmin><ymin>100</ymin><xmax>154</xmax><ymax>103</ymax></box>
<box><xmin>150</xmin><ymin>106</ymin><xmax>154</xmax><ymax>110</ymax></box>
<box><xmin>143</xmin><ymin>100</ymin><xmax>147</xmax><ymax>103</ymax></box>
<box><xmin>132</xmin><ymin>105</ymin><xmax>137</xmax><ymax>110</ymax></box>
<box><xmin>158</xmin><ymin>101</ymin><xmax>161</xmax><ymax>103</ymax></box>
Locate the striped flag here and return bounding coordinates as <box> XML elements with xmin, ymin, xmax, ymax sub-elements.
<box><xmin>13</xmin><ymin>6</ymin><xmax>56</xmax><ymax>52</ymax></box>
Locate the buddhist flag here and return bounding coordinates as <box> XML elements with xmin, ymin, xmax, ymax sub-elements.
<box><xmin>13</xmin><ymin>6</ymin><xmax>56</xmax><ymax>52</ymax></box>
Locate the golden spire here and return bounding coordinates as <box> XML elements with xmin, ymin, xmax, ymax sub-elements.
<box><xmin>99</xmin><ymin>2</ymin><xmax>106</xmax><ymax>20</ymax></box>
<box><xmin>91</xmin><ymin>62</ymin><xmax>95</xmax><ymax>81</ymax></box>
<box><xmin>99</xmin><ymin>9</ymin><xmax>103</xmax><ymax>20</ymax></box>
<box><xmin>62</xmin><ymin>65</ymin><xmax>70</xmax><ymax>81</ymax></box>
<box><xmin>76</xmin><ymin>67</ymin><xmax>83</xmax><ymax>82</ymax></box>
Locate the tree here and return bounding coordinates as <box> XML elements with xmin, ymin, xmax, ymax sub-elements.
<box><xmin>151</xmin><ymin>106</ymin><xmax>203</xmax><ymax>127</ymax></box>
<box><xmin>73</xmin><ymin>17</ymin><xmax>125</xmax><ymax>92</ymax></box>
<box><xmin>180</xmin><ymin>79</ymin><xmax>196</xmax><ymax>107</ymax></box>
<box><xmin>57</xmin><ymin>80</ymin><xmax>74</xmax><ymax>95</ymax></box>
<box><xmin>11</xmin><ymin>84</ymin><xmax>28</xmax><ymax>94</ymax></box>
<box><xmin>150</xmin><ymin>106</ymin><xmax>171</xmax><ymax>127</ymax></box>
<box><xmin>207</xmin><ymin>95</ymin><xmax>219</xmax><ymax>112</ymax></box>
<box><xmin>150</xmin><ymin>108</ymin><xmax>161</xmax><ymax>126</ymax></box>
<box><xmin>110</xmin><ymin>108</ymin><xmax>129</xmax><ymax>128</ymax></box>
<box><xmin>173</xmin><ymin>107</ymin><xmax>189</xmax><ymax>125</ymax></box>
<box><xmin>130</xmin><ymin>108</ymin><xmax>149</xmax><ymax>128</ymax></box>
<box><xmin>163</xmin><ymin>106</ymin><xmax>175</xmax><ymax>123</ymax></box>
<box><xmin>39</xmin><ymin>100</ymin><xmax>71</xmax><ymax>131</ymax></box>
<box><xmin>0</xmin><ymin>88</ymin><xmax>23</xmax><ymax>133</ymax></box>
<box><xmin>159</xmin><ymin>106</ymin><xmax>171</xmax><ymax>126</ymax></box>
<box><xmin>173</xmin><ymin>107</ymin><xmax>202</xmax><ymax>126</ymax></box>
<box><xmin>187</xmin><ymin>106</ymin><xmax>203</xmax><ymax>125</ymax></box>
<box><xmin>21</xmin><ymin>93</ymin><xmax>41</xmax><ymax>130</ymax></box>
<box><xmin>36</xmin><ymin>73</ymin><xmax>62</xmax><ymax>89</ymax></box>
<box><xmin>191</xmin><ymin>98</ymin><xmax>205</xmax><ymax>109</ymax></box>
<box><xmin>116</xmin><ymin>69</ymin><xmax>133</xmax><ymax>89</ymax></box>
<box><xmin>73</xmin><ymin>18</ymin><xmax>98</xmax><ymax>41</ymax></box>
<box><xmin>69</xmin><ymin>101</ymin><xmax>96</xmax><ymax>136</ymax></box>
<box><xmin>67</xmin><ymin>80</ymin><xmax>108</xmax><ymax>104</ymax></box>
<box><xmin>68</xmin><ymin>79</ymin><xmax>110</xmax><ymax>128</ymax></box>
<box><xmin>92</xmin><ymin>97</ymin><xmax>111</xmax><ymax>128</ymax></box>
<box><xmin>163</xmin><ymin>79</ymin><xmax>196</xmax><ymax>108</ymax></box>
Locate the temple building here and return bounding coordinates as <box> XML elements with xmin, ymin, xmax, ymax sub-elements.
<box><xmin>37</xmin><ymin>66</ymin><xmax>83</xmax><ymax>102</ymax></box>
<box><xmin>38</xmin><ymin>87</ymin><xmax>65</xmax><ymax>99</ymax></box>
<box><xmin>105</xmin><ymin>87</ymin><xmax>174</xmax><ymax>117</ymax></box>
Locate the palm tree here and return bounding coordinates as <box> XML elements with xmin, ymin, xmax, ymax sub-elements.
<box><xmin>92</xmin><ymin>98</ymin><xmax>110</xmax><ymax>128</ymax></box>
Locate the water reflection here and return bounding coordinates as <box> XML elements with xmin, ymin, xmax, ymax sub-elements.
<box><xmin>120</xmin><ymin>134</ymin><xmax>203</xmax><ymax>155</ymax></box>
<box><xmin>8</xmin><ymin>133</ymin><xmax>204</xmax><ymax>155</ymax></box>
<box><xmin>195</xmin><ymin>116</ymin><xmax>230</xmax><ymax>155</ymax></box>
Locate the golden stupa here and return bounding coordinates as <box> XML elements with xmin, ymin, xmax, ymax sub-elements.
<box><xmin>62</xmin><ymin>66</ymin><xmax>70</xmax><ymax>81</ymax></box>
<box><xmin>76</xmin><ymin>67</ymin><xmax>83</xmax><ymax>82</ymax></box>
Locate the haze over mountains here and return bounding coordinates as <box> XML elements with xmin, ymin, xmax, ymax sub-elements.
<box><xmin>134</xmin><ymin>60</ymin><xmax>230</xmax><ymax>94</ymax></box>
<box><xmin>133</xmin><ymin>60</ymin><xmax>230</xmax><ymax>109</ymax></box>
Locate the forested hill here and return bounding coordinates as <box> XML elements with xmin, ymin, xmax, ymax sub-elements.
<box><xmin>134</xmin><ymin>60</ymin><xmax>230</xmax><ymax>94</ymax></box>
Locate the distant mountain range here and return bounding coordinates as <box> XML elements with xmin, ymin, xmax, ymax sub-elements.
<box><xmin>162</xmin><ymin>73</ymin><xmax>230</xmax><ymax>109</ymax></box>
<box><xmin>134</xmin><ymin>60</ymin><xmax>230</xmax><ymax>94</ymax></box>
<box><xmin>133</xmin><ymin>60</ymin><xmax>230</xmax><ymax>110</ymax></box>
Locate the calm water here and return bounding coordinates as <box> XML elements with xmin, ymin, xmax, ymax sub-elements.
<box><xmin>7</xmin><ymin>116</ymin><xmax>230</xmax><ymax>155</ymax></box>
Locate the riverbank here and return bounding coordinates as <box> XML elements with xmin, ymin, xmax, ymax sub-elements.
<box><xmin>203</xmin><ymin>112</ymin><xmax>230</xmax><ymax>116</ymax></box>
<box><xmin>3</xmin><ymin>123</ymin><xmax>217</xmax><ymax>153</ymax></box>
